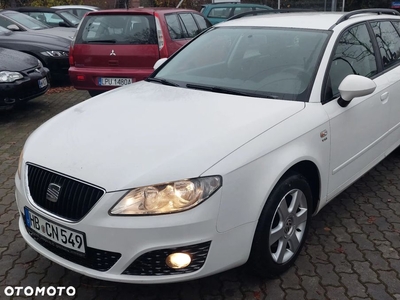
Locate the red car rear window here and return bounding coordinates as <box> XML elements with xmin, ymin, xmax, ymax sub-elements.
<box><xmin>77</xmin><ymin>14</ymin><xmax>157</xmax><ymax>45</ymax></box>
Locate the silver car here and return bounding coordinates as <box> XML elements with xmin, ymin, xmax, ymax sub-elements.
<box><xmin>51</xmin><ymin>5</ymin><xmax>100</xmax><ymax>20</ymax></box>
<box><xmin>0</xmin><ymin>10</ymin><xmax>75</xmax><ymax>40</ymax></box>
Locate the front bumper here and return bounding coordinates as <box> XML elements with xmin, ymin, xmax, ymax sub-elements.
<box><xmin>15</xmin><ymin>171</ymin><xmax>255</xmax><ymax>283</ymax></box>
<box><xmin>0</xmin><ymin>67</ymin><xmax>49</xmax><ymax>106</ymax></box>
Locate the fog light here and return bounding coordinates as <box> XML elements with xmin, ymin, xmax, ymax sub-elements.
<box><xmin>166</xmin><ymin>253</ymin><xmax>191</xmax><ymax>269</ymax></box>
<box><xmin>4</xmin><ymin>98</ymin><xmax>16</xmax><ymax>104</ymax></box>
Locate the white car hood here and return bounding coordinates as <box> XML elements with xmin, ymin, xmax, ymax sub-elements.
<box><xmin>24</xmin><ymin>81</ymin><xmax>304</xmax><ymax>191</ymax></box>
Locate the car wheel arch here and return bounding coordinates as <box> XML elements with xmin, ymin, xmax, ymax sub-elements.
<box><xmin>247</xmin><ymin>169</ymin><xmax>314</xmax><ymax>277</ymax></box>
<box><xmin>241</xmin><ymin>160</ymin><xmax>320</xmax><ymax>278</ymax></box>
<box><xmin>284</xmin><ymin>160</ymin><xmax>321</xmax><ymax>216</ymax></box>
<box><xmin>255</xmin><ymin>159</ymin><xmax>321</xmax><ymax>222</ymax></box>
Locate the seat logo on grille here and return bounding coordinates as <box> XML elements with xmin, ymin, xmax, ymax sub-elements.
<box><xmin>46</xmin><ymin>183</ymin><xmax>61</xmax><ymax>203</ymax></box>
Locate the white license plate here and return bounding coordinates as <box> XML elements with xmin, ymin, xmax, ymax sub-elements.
<box><xmin>24</xmin><ymin>207</ymin><xmax>86</xmax><ymax>254</ymax></box>
<box><xmin>98</xmin><ymin>77</ymin><xmax>133</xmax><ymax>86</ymax></box>
<box><xmin>38</xmin><ymin>77</ymin><xmax>48</xmax><ymax>88</ymax></box>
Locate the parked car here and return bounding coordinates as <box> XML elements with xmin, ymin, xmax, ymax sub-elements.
<box><xmin>0</xmin><ymin>47</ymin><xmax>49</xmax><ymax>106</ymax></box>
<box><xmin>51</xmin><ymin>5</ymin><xmax>100</xmax><ymax>20</ymax></box>
<box><xmin>69</xmin><ymin>8</ymin><xmax>211</xmax><ymax>96</ymax></box>
<box><xmin>0</xmin><ymin>10</ymin><xmax>75</xmax><ymax>40</ymax></box>
<box><xmin>201</xmin><ymin>2</ymin><xmax>272</xmax><ymax>24</ymax></box>
<box><xmin>15</xmin><ymin>8</ymin><xmax>400</xmax><ymax>283</ymax></box>
<box><xmin>10</xmin><ymin>7</ymin><xmax>81</xmax><ymax>28</ymax></box>
<box><xmin>0</xmin><ymin>26</ymin><xmax>70</xmax><ymax>82</ymax></box>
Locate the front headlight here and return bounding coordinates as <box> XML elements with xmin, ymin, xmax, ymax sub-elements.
<box><xmin>37</xmin><ymin>59</ymin><xmax>43</xmax><ymax>69</ymax></box>
<box><xmin>40</xmin><ymin>51</ymin><xmax>69</xmax><ymax>57</ymax></box>
<box><xmin>0</xmin><ymin>71</ymin><xmax>23</xmax><ymax>83</ymax></box>
<box><xmin>110</xmin><ymin>176</ymin><xmax>222</xmax><ymax>215</ymax></box>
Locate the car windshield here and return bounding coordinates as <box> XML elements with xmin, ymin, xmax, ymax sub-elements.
<box><xmin>78</xmin><ymin>14</ymin><xmax>157</xmax><ymax>44</ymax></box>
<box><xmin>154</xmin><ymin>27</ymin><xmax>330</xmax><ymax>101</ymax></box>
<box><xmin>59</xmin><ymin>11</ymin><xmax>81</xmax><ymax>26</ymax></box>
<box><xmin>6</xmin><ymin>12</ymin><xmax>49</xmax><ymax>30</ymax></box>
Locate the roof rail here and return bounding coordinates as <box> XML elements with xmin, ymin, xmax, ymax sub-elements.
<box><xmin>336</xmin><ymin>8</ymin><xmax>400</xmax><ymax>25</ymax></box>
<box><xmin>228</xmin><ymin>8</ymin><xmax>315</xmax><ymax>21</ymax></box>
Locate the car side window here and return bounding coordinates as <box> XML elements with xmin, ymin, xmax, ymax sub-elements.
<box><xmin>232</xmin><ymin>7</ymin><xmax>252</xmax><ymax>16</ymax></box>
<box><xmin>27</xmin><ymin>13</ymin><xmax>47</xmax><ymax>25</ymax></box>
<box><xmin>44</xmin><ymin>13</ymin><xmax>63</xmax><ymax>26</ymax></box>
<box><xmin>325</xmin><ymin>23</ymin><xmax>377</xmax><ymax>102</ymax></box>
<box><xmin>165</xmin><ymin>14</ymin><xmax>184</xmax><ymax>39</ymax></box>
<box><xmin>208</xmin><ymin>8</ymin><xmax>231</xmax><ymax>19</ymax></box>
<box><xmin>371</xmin><ymin>21</ymin><xmax>400</xmax><ymax>69</ymax></box>
<box><xmin>192</xmin><ymin>13</ymin><xmax>209</xmax><ymax>31</ymax></box>
<box><xmin>179</xmin><ymin>13</ymin><xmax>199</xmax><ymax>38</ymax></box>
<box><xmin>76</xmin><ymin>10</ymin><xmax>88</xmax><ymax>19</ymax></box>
<box><xmin>0</xmin><ymin>16</ymin><xmax>14</xmax><ymax>28</ymax></box>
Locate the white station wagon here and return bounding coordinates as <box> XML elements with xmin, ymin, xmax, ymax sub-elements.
<box><xmin>15</xmin><ymin>8</ymin><xmax>400</xmax><ymax>283</ymax></box>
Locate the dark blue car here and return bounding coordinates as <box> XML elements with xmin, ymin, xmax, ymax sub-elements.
<box><xmin>0</xmin><ymin>47</ymin><xmax>49</xmax><ymax>106</ymax></box>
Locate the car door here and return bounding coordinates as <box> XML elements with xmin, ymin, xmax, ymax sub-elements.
<box><xmin>164</xmin><ymin>13</ymin><xmax>188</xmax><ymax>54</ymax></box>
<box><xmin>322</xmin><ymin>22</ymin><xmax>391</xmax><ymax>198</ymax></box>
<box><xmin>164</xmin><ymin>13</ymin><xmax>209</xmax><ymax>56</ymax></box>
<box><xmin>371</xmin><ymin>20</ymin><xmax>400</xmax><ymax>154</ymax></box>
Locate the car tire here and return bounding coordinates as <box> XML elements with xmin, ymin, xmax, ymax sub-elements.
<box><xmin>88</xmin><ymin>90</ymin><xmax>103</xmax><ymax>97</ymax></box>
<box><xmin>249</xmin><ymin>172</ymin><xmax>312</xmax><ymax>278</ymax></box>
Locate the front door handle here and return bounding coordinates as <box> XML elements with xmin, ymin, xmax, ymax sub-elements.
<box><xmin>381</xmin><ymin>92</ymin><xmax>389</xmax><ymax>103</ymax></box>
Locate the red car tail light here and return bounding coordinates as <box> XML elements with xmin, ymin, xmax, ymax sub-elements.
<box><xmin>155</xmin><ymin>14</ymin><xmax>168</xmax><ymax>58</ymax></box>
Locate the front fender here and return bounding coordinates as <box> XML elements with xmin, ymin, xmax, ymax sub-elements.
<box><xmin>202</xmin><ymin>103</ymin><xmax>330</xmax><ymax>233</ymax></box>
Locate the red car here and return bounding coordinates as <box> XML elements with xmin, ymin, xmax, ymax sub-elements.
<box><xmin>69</xmin><ymin>8</ymin><xmax>211</xmax><ymax>96</ymax></box>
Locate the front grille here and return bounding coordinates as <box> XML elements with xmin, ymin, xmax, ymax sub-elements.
<box><xmin>122</xmin><ymin>242</ymin><xmax>211</xmax><ymax>276</ymax></box>
<box><xmin>27</xmin><ymin>164</ymin><xmax>104</xmax><ymax>221</ymax></box>
<box><xmin>26</xmin><ymin>226</ymin><xmax>121</xmax><ymax>271</ymax></box>
<box><xmin>26</xmin><ymin>66</ymin><xmax>40</xmax><ymax>75</ymax></box>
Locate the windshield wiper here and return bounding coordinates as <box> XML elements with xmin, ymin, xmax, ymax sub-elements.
<box><xmin>86</xmin><ymin>39</ymin><xmax>117</xmax><ymax>43</ymax></box>
<box><xmin>186</xmin><ymin>83</ymin><xmax>277</xmax><ymax>99</ymax></box>
<box><xmin>146</xmin><ymin>77</ymin><xmax>179</xmax><ymax>87</ymax></box>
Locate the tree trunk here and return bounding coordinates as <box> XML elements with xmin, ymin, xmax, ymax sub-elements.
<box><xmin>140</xmin><ymin>0</ymin><xmax>154</xmax><ymax>6</ymax></box>
<box><xmin>115</xmin><ymin>0</ymin><xmax>129</xmax><ymax>8</ymax></box>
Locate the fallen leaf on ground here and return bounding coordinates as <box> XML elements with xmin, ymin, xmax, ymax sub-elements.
<box><xmin>47</xmin><ymin>86</ymin><xmax>75</xmax><ymax>94</ymax></box>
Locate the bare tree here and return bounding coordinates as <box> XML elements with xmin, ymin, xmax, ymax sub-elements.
<box><xmin>115</xmin><ymin>0</ymin><xmax>129</xmax><ymax>8</ymax></box>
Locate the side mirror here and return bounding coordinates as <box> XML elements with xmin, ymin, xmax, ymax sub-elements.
<box><xmin>153</xmin><ymin>58</ymin><xmax>168</xmax><ymax>70</ymax></box>
<box><xmin>7</xmin><ymin>24</ymin><xmax>20</xmax><ymax>31</ymax></box>
<box><xmin>337</xmin><ymin>74</ymin><xmax>376</xmax><ymax>107</ymax></box>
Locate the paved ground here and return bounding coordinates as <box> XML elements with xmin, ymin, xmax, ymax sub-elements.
<box><xmin>1</xmin><ymin>89</ymin><xmax>400</xmax><ymax>300</ymax></box>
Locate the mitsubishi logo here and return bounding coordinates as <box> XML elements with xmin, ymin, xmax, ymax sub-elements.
<box><xmin>46</xmin><ymin>183</ymin><xmax>61</xmax><ymax>203</ymax></box>
<box><xmin>110</xmin><ymin>50</ymin><xmax>116</xmax><ymax>56</ymax></box>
